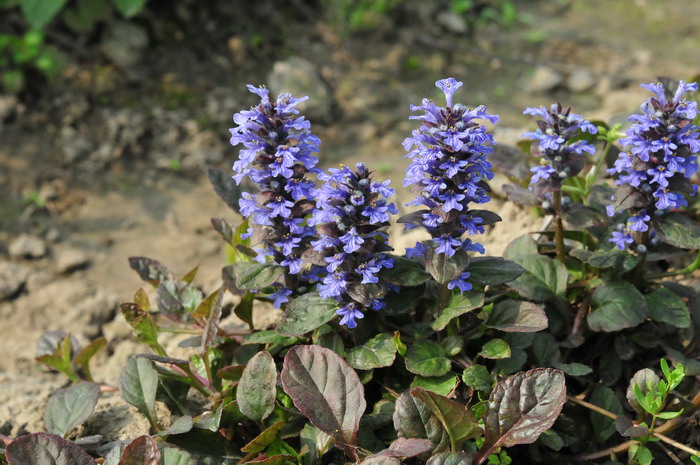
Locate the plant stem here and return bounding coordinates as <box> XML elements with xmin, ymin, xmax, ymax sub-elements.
<box><xmin>649</xmin><ymin>249</ymin><xmax>700</xmax><ymax>278</ymax></box>
<box><xmin>437</xmin><ymin>284</ymin><xmax>456</xmax><ymax>336</ymax></box>
<box><xmin>583</xmin><ymin>140</ymin><xmax>611</xmax><ymax>202</ymax></box>
<box><xmin>567</xmin><ymin>395</ymin><xmax>616</xmax><ymax>420</ymax></box>
<box><xmin>552</xmin><ymin>190</ymin><xmax>566</xmax><ymax>263</ymax></box>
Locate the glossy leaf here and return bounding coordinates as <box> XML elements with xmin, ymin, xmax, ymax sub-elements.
<box><xmin>432</xmin><ymin>292</ymin><xmax>485</xmax><ymax>331</ymax></box>
<box><xmin>119</xmin><ymin>356</ymin><xmax>159</xmax><ymax>427</ymax></box>
<box><xmin>411</xmin><ymin>374</ymin><xmax>458</xmax><ymax>396</ymax></box>
<box><xmin>587</xmin><ymin>281</ymin><xmax>647</xmax><ymax>332</ymax></box>
<box><xmin>158</xmin><ymin>415</ymin><xmax>193</xmax><ymax>436</ymax></box>
<box><xmin>426</xmin><ymin>452</ymin><xmax>475</xmax><ymax>465</ymax></box>
<box><xmin>486</xmin><ymin>300</ymin><xmax>548</xmax><ymax>332</ymax></box>
<box><xmin>654</xmin><ymin>212</ymin><xmax>700</xmax><ymax>249</ymax></box>
<box><xmin>503</xmin><ymin>235</ymin><xmax>538</xmax><ymax>259</ymax></box>
<box><xmin>233</xmin><ymin>262</ymin><xmax>283</xmax><ymax>291</ymax></box>
<box><xmin>479</xmin><ymin>339</ymin><xmax>511</xmax><ymax>359</ymax></box>
<box><xmin>44</xmin><ymin>382</ymin><xmax>100</xmax><ymax>437</ymax></box>
<box><xmin>552</xmin><ymin>362</ymin><xmax>592</xmax><ymax>376</ymax></box>
<box><xmin>281</xmin><ymin>345</ymin><xmax>365</xmax><ymax>460</ymax></box>
<box><xmin>479</xmin><ymin>368</ymin><xmax>565</xmax><ymax>459</ymax></box>
<box><xmin>19</xmin><ymin>0</ymin><xmax>69</xmax><ymax>28</ymax></box>
<box><xmin>161</xmin><ymin>447</ymin><xmax>197</xmax><ymax>465</ymax></box>
<box><xmin>393</xmin><ymin>390</ymin><xmax>450</xmax><ymax>454</ymax></box>
<box><xmin>506</xmin><ymin>254</ymin><xmax>567</xmax><ymax>301</ymax></box>
<box><xmin>570</xmin><ymin>248</ymin><xmax>638</xmax><ymax>273</ymax></box>
<box><xmin>5</xmin><ymin>432</ymin><xmax>97</xmax><ymax>465</ymax></box>
<box><xmin>242</xmin><ymin>421</ymin><xmax>285</xmax><ymax>453</ymax></box>
<box><xmin>467</xmin><ymin>257</ymin><xmax>523</xmax><ymax>286</ymax></box>
<box><xmin>156</xmin><ymin>280</ymin><xmax>202</xmax><ymax>323</ymax></box>
<box><xmin>200</xmin><ymin>287</ymin><xmax>225</xmax><ymax>352</ymax></box>
<box><xmin>118</xmin><ymin>435</ymin><xmax>160</xmax><ymax>465</ymax></box>
<box><xmin>237</xmin><ymin>351</ymin><xmax>277</xmax><ymax>422</ymax></box>
<box><xmin>276</xmin><ymin>292</ymin><xmax>340</xmax><ymax>337</ymax></box>
<box><xmin>462</xmin><ymin>365</ymin><xmax>491</xmax><ymax>392</ymax></box>
<box><xmin>347</xmin><ymin>333</ymin><xmax>397</xmax><ymax>370</ymax></box>
<box><xmin>405</xmin><ymin>340</ymin><xmax>451</xmax><ymax>377</ymax></box>
<box><xmin>644</xmin><ymin>287</ymin><xmax>690</xmax><ymax>328</ymax></box>
<box><xmin>300</xmin><ymin>424</ymin><xmax>332</xmax><ymax>465</ymax></box>
<box><xmin>410</xmin><ymin>387</ymin><xmax>481</xmax><ymax>448</ymax></box>
<box><xmin>380</xmin><ymin>255</ymin><xmax>430</xmax><ymax>286</ymax></box>
<box><xmin>425</xmin><ymin>248</ymin><xmax>468</xmax><ymax>285</ymax></box>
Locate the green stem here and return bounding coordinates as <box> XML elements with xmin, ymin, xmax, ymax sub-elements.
<box><xmin>552</xmin><ymin>191</ymin><xmax>566</xmax><ymax>263</ymax></box>
<box><xmin>583</xmin><ymin>140</ymin><xmax>611</xmax><ymax>203</ymax></box>
<box><xmin>649</xmin><ymin>249</ymin><xmax>700</xmax><ymax>278</ymax></box>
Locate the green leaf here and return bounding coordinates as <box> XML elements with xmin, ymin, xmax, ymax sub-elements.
<box><xmin>113</xmin><ymin>0</ymin><xmax>146</xmax><ymax>18</ymax></box>
<box><xmin>462</xmin><ymin>365</ymin><xmax>491</xmax><ymax>392</ymax></box>
<box><xmin>506</xmin><ymin>254</ymin><xmax>567</xmax><ymax>301</ymax></box>
<box><xmin>117</xmin><ymin>435</ymin><xmax>160</xmax><ymax>465</ymax></box>
<box><xmin>552</xmin><ymin>362</ymin><xmax>592</xmax><ymax>376</ymax></box>
<box><xmin>19</xmin><ymin>0</ymin><xmax>69</xmax><ymax>28</ymax></box>
<box><xmin>243</xmin><ymin>330</ymin><xmax>297</xmax><ymax>347</ymax></box>
<box><xmin>233</xmin><ymin>262</ymin><xmax>283</xmax><ymax>290</ymax></box>
<box><xmin>569</xmin><ymin>248</ymin><xmax>639</xmax><ymax>273</ymax></box>
<box><xmin>276</xmin><ymin>292</ymin><xmax>340</xmax><ymax>337</ymax></box>
<box><xmin>486</xmin><ymin>300</ymin><xmax>548</xmax><ymax>332</ymax></box>
<box><xmin>242</xmin><ymin>421</ymin><xmax>285</xmax><ymax>453</ymax></box>
<box><xmin>161</xmin><ymin>447</ymin><xmax>196</xmax><ymax>465</ymax></box>
<box><xmin>281</xmin><ymin>345</ymin><xmax>366</xmax><ymax>461</ymax></box>
<box><xmin>654</xmin><ymin>212</ymin><xmax>700</xmax><ymax>249</ymax></box>
<box><xmin>6</xmin><ymin>433</ymin><xmax>97</xmax><ymax>465</ymax></box>
<box><xmin>410</xmin><ymin>388</ymin><xmax>481</xmax><ymax>450</ymax></box>
<box><xmin>347</xmin><ymin>333</ymin><xmax>397</xmax><ymax>370</ymax></box>
<box><xmin>44</xmin><ymin>382</ymin><xmax>100</xmax><ymax>437</ymax></box>
<box><xmin>532</xmin><ymin>333</ymin><xmax>560</xmax><ymax>365</ymax></box>
<box><xmin>626</xmin><ymin>368</ymin><xmax>660</xmax><ymax>414</ymax></box>
<box><xmin>479</xmin><ymin>339</ymin><xmax>511</xmax><ymax>359</ymax></box>
<box><xmin>467</xmin><ymin>257</ymin><xmax>523</xmax><ymax>286</ymax></box>
<box><xmin>300</xmin><ymin>424</ymin><xmax>332</xmax><ymax>465</ymax></box>
<box><xmin>119</xmin><ymin>357</ymin><xmax>159</xmax><ymax>427</ymax></box>
<box><xmin>233</xmin><ymin>291</ymin><xmax>255</xmax><ymax>330</ymax></box>
<box><xmin>503</xmin><ymin>235</ymin><xmax>538</xmax><ymax>259</ymax></box>
<box><xmin>35</xmin><ymin>334</ymin><xmax>79</xmax><ymax>382</ymax></box>
<box><xmin>237</xmin><ymin>351</ymin><xmax>277</xmax><ymax>422</ymax></box>
<box><xmin>587</xmin><ymin>281</ymin><xmax>648</xmax><ymax>332</ymax></box>
<box><xmin>73</xmin><ymin>337</ymin><xmax>107</xmax><ymax>381</ymax></box>
<box><xmin>426</xmin><ymin>452</ymin><xmax>475</xmax><ymax>465</ymax></box>
<box><xmin>120</xmin><ymin>302</ymin><xmax>166</xmax><ymax>355</ymax></box>
<box><xmin>380</xmin><ymin>255</ymin><xmax>430</xmax><ymax>286</ymax></box>
<box><xmin>432</xmin><ymin>292</ymin><xmax>484</xmax><ymax>331</ymax></box>
<box><xmin>589</xmin><ymin>385</ymin><xmax>624</xmax><ymax>442</ymax></box>
<box><xmin>425</xmin><ymin>248</ymin><xmax>468</xmax><ymax>284</ymax></box>
<box><xmin>645</xmin><ymin>287</ymin><xmax>691</xmax><ymax>328</ymax></box>
<box><xmin>479</xmin><ymin>368</ymin><xmax>566</xmax><ymax>460</ymax></box>
<box><xmin>158</xmin><ymin>415</ymin><xmax>193</xmax><ymax>436</ymax></box>
<box><xmin>405</xmin><ymin>340</ymin><xmax>451</xmax><ymax>377</ymax></box>
<box><xmin>411</xmin><ymin>373</ymin><xmax>458</xmax><ymax>396</ymax></box>
<box><xmin>393</xmin><ymin>390</ymin><xmax>451</xmax><ymax>454</ymax></box>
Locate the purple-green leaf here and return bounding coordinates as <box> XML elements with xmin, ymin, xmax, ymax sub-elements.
<box><xmin>6</xmin><ymin>433</ymin><xmax>97</xmax><ymax>465</ymax></box>
<box><xmin>44</xmin><ymin>382</ymin><xmax>100</xmax><ymax>437</ymax></box>
<box><xmin>486</xmin><ymin>300</ymin><xmax>548</xmax><ymax>333</ymax></box>
<box><xmin>374</xmin><ymin>438</ymin><xmax>433</xmax><ymax>458</ymax></box>
<box><xmin>242</xmin><ymin>421</ymin><xmax>285</xmax><ymax>453</ymax></box>
<box><xmin>478</xmin><ymin>368</ymin><xmax>566</xmax><ymax>463</ymax></box>
<box><xmin>281</xmin><ymin>345</ymin><xmax>366</xmax><ymax>461</ymax></box>
<box><xmin>425</xmin><ymin>248</ymin><xmax>468</xmax><ymax>285</ymax></box>
<box><xmin>128</xmin><ymin>256</ymin><xmax>173</xmax><ymax>286</ymax></box>
<box><xmin>119</xmin><ymin>356</ymin><xmax>159</xmax><ymax>428</ymax></box>
<box><xmin>410</xmin><ymin>388</ymin><xmax>481</xmax><ymax>450</ymax></box>
<box><xmin>118</xmin><ymin>435</ymin><xmax>160</xmax><ymax>465</ymax></box>
<box><xmin>426</xmin><ymin>452</ymin><xmax>475</xmax><ymax>465</ymax></box>
<box><xmin>237</xmin><ymin>351</ymin><xmax>277</xmax><ymax>422</ymax></box>
<box><xmin>393</xmin><ymin>390</ymin><xmax>450</xmax><ymax>454</ymax></box>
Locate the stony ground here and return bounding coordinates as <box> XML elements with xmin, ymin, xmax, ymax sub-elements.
<box><xmin>1</xmin><ymin>0</ymin><xmax>699</xmax><ymax>440</ymax></box>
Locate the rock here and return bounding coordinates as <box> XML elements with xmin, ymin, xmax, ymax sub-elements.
<box><xmin>100</xmin><ymin>21</ymin><xmax>149</xmax><ymax>69</ymax></box>
<box><xmin>527</xmin><ymin>66</ymin><xmax>563</xmax><ymax>93</ymax></box>
<box><xmin>9</xmin><ymin>234</ymin><xmax>47</xmax><ymax>259</ymax></box>
<box><xmin>567</xmin><ymin>68</ymin><xmax>596</xmax><ymax>93</ymax></box>
<box><xmin>268</xmin><ymin>57</ymin><xmax>332</xmax><ymax>122</ymax></box>
<box><xmin>205</xmin><ymin>87</ymin><xmax>240</xmax><ymax>123</ymax></box>
<box><xmin>0</xmin><ymin>262</ymin><xmax>30</xmax><ymax>300</ymax></box>
<box><xmin>436</xmin><ymin>11</ymin><xmax>467</xmax><ymax>34</ymax></box>
<box><xmin>0</xmin><ymin>374</ymin><xmax>64</xmax><ymax>437</ymax></box>
<box><xmin>55</xmin><ymin>246</ymin><xmax>90</xmax><ymax>274</ymax></box>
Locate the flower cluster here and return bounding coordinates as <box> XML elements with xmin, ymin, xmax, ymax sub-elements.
<box><xmin>607</xmin><ymin>81</ymin><xmax>699</xmax><ymax>250</ymax></box>
<box><xmin>402</xmin><ymin>78</ymin><xmax>498</xmax><ymax>292</ymax></box>
<box><xmin>229</xmin><ymin>85</ymin><xmax>321</xmax><ymax>305</ymax></box>
<box><xmin>310</xmin><ymin>163</ymin><xmax>397</xmax><ymax>328</ymax></box>
<box><xmin>522</xmin><ymin>103</ymin><xmax>597</xmax><ymax>197</ymax></box>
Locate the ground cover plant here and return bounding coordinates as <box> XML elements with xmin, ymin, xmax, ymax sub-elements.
<box><xmin>1</xmin><ymin>77</ymin><xmax>699</xmax><ymax>465</ymax></box>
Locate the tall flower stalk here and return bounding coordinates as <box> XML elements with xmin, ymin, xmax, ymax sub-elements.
<box><xmin>402</xmin><ymin>78</ymin><xmax>499</xmax><ymax>299</ymax></box>
<box><xmin>229</xmin><ymin>85</ymin><xmax>320</xmax><ymax>306</ymax></box>
<box><xmin>310</xmin><ymin>163</ymin><xmax>397</xmax><ymax>328</ymax></box>
<box><xmin>522</xmin><ymin>103</ymin><xmax>597</xmax><ymax>262</ymax></box>
<box><xmin>607</xmin><ymin>80</ymin><xmax>699</xmax><ymax>252</ymax></box>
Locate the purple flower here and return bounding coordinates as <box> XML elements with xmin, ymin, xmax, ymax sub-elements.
<box><xmin>435</xmin><ymin>234</ymin><xmax>462</xmax><ymax>257</ymax></box>
<box><xmin>340</xmin><ymin>227</ymin><xmax>365</xmax><ymax>253</ymax></box>
<box><xmin>357</xmin><ymin>261</ymin><xmax>381</xmax><ymax>284</ymax></box>
<box><xmin>318</xmin><ymin>273</ymin><xmax>348</xmax><ymax>299</ymax></box>
<box><xmin>530</xmin><ymin>165</ymin><xmax>556</xmax><ymax>185</ymax></box>
<box><xmin>270</xmin><ymin>287</ymin><xmax>292</xmax><ymax>308</ymax></box>
<box><xmin>610</xmin><ymin>230</ymin><xmax>634</xmax><ymax>250</ymax></box>
<box><xmin>448</xmin><ymin>272</ymin><xmax>473</xmax><ymax>292</ymax></box>
<box><xmin>336</xmin><ymin>303</ymin><xmax>364</xmax><ymax>329</ymax></box>
<box><xmin>438</xmin><ymin>191</ymin><xmax>466</xmax><ymax>212</ymax></box>
<box><xmin>627</xmin><ymin>211</ymin><xmax>651</xmax><ymax>232</ymax></box>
